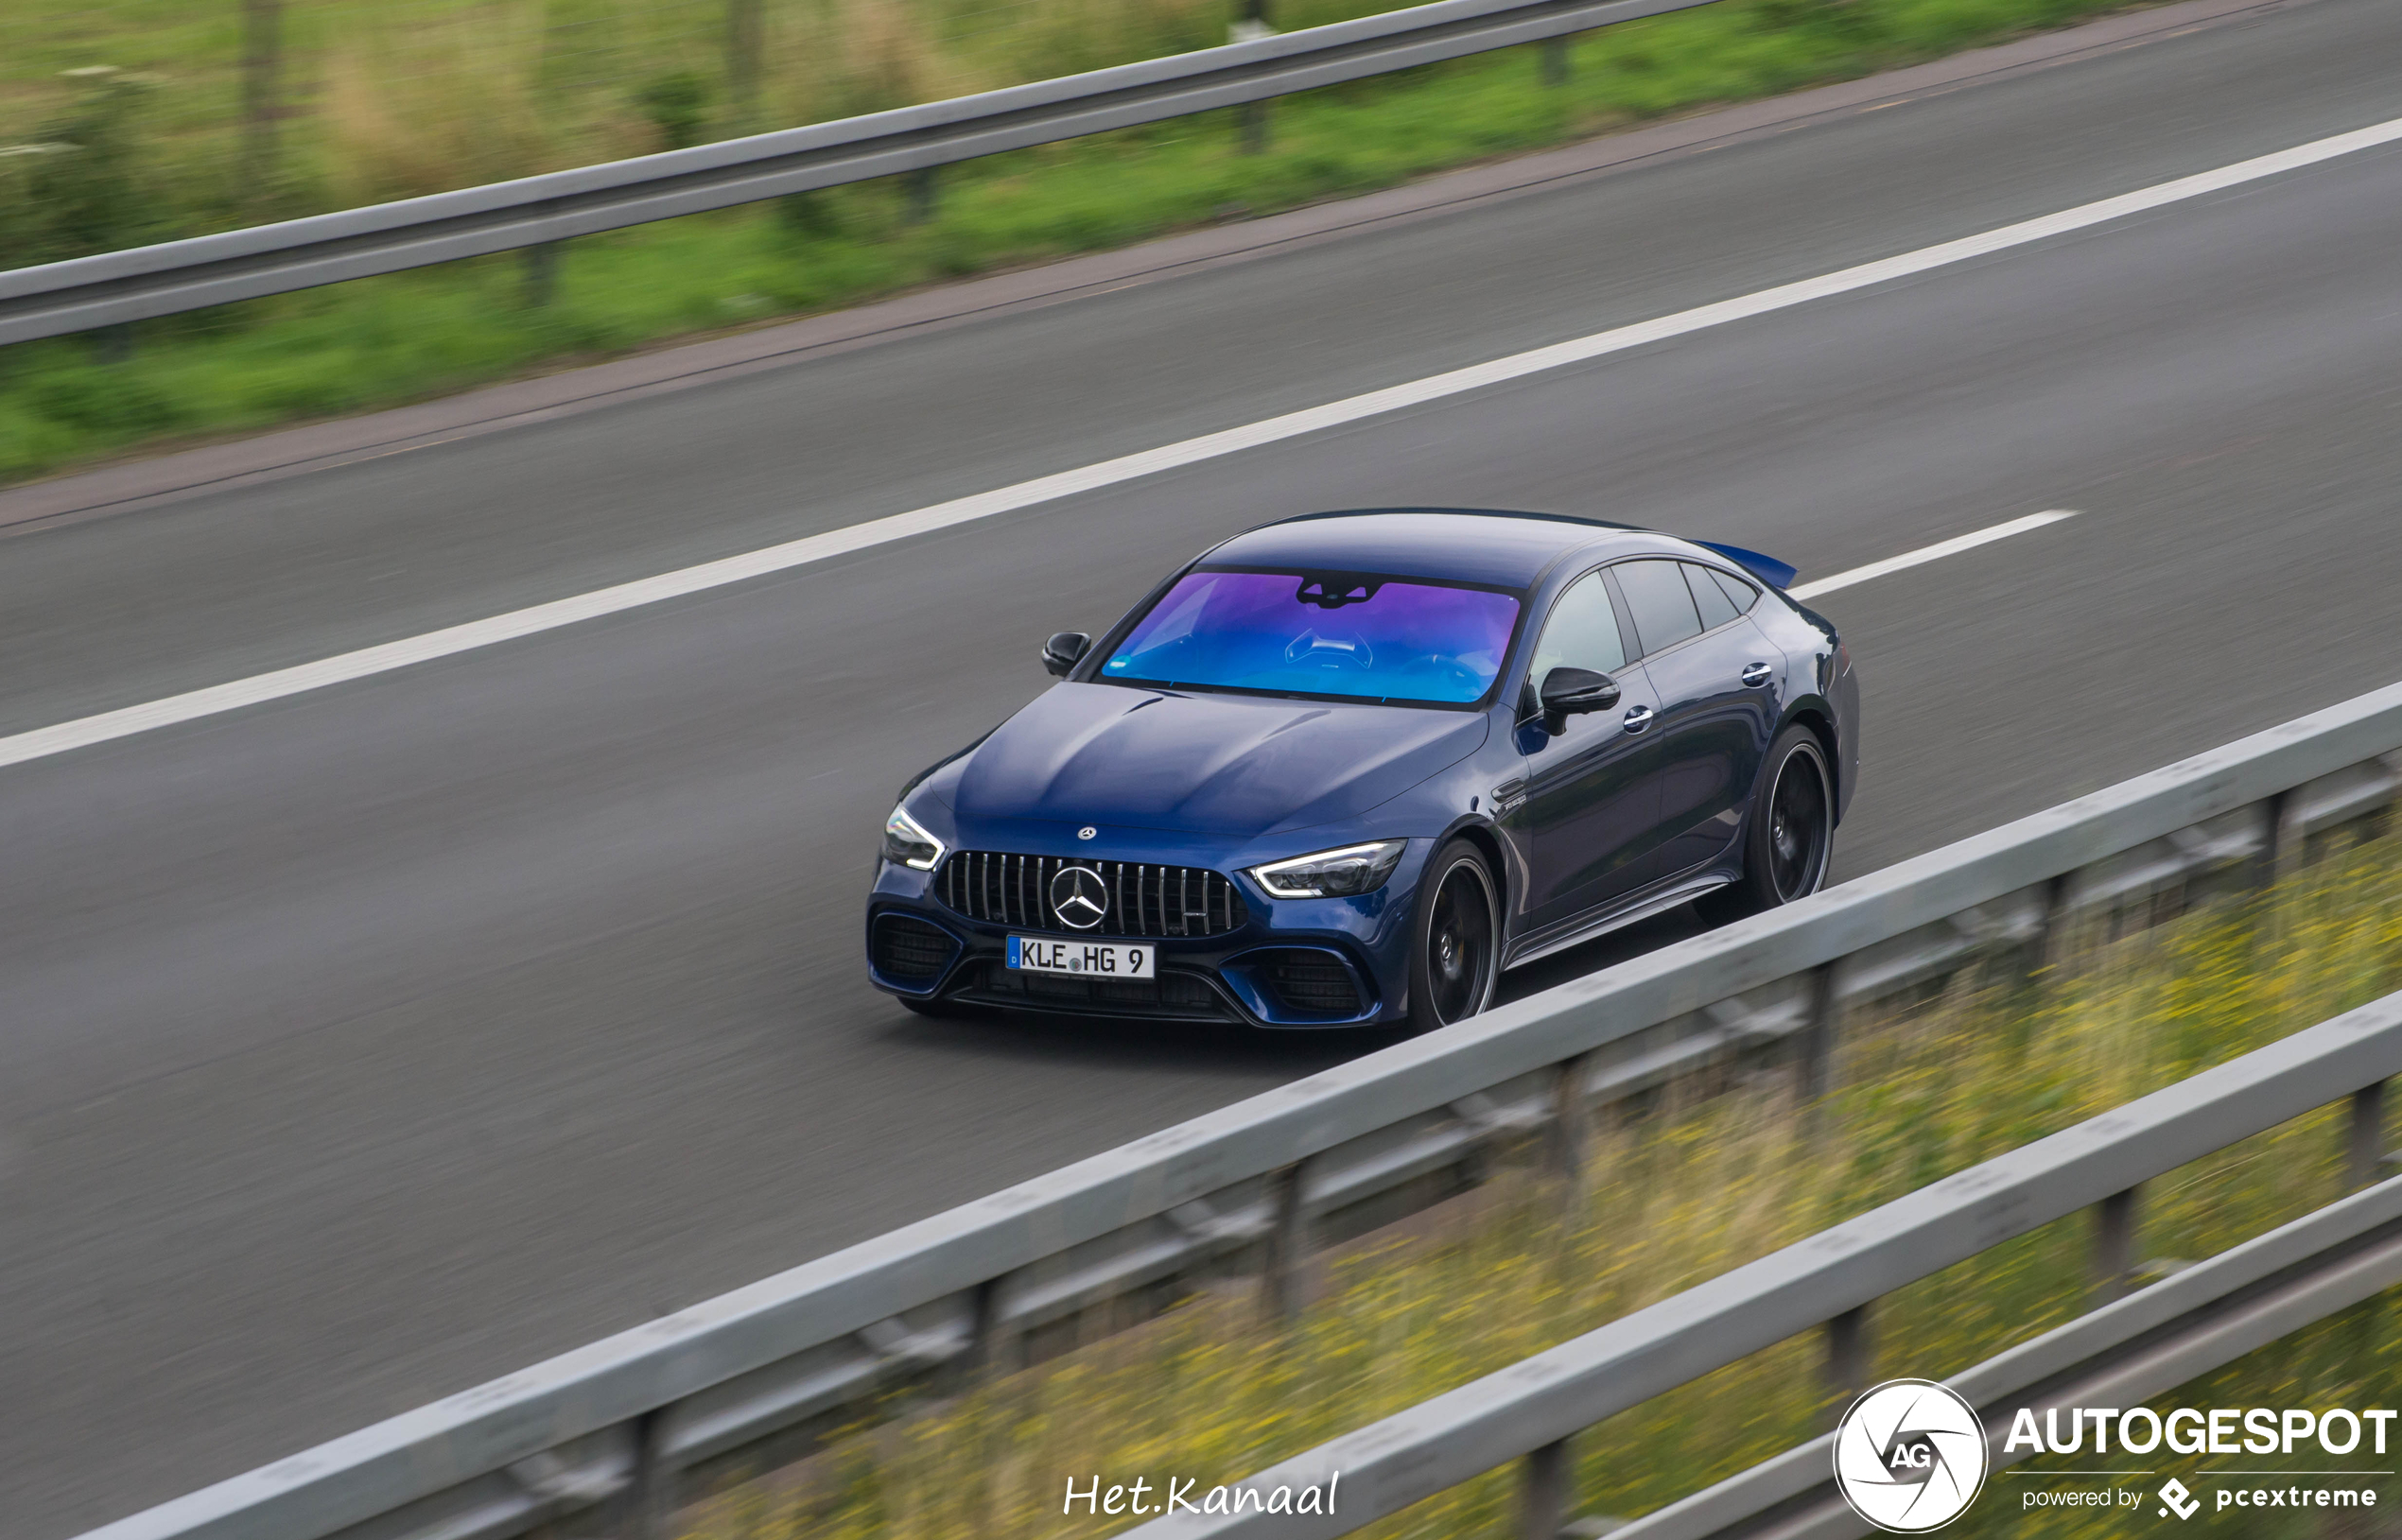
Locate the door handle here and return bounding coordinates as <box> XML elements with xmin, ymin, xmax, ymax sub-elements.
<box><xmin>1740</xmin><ymin>662</ymin><xmax>1773</xmax><ymax>688</ymax></box>
<box><xmin>1622</xmin><ymin>704</ymin><xmax>1655</xmax><ymax>735</ymax></box>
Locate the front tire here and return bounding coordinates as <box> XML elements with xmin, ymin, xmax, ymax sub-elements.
<box><xmin>1699</xmin><ymin>724</ymin><xmax>1834</xmax><ymax>923</ymax></box>
<box><xmin>1406</xmin><ymin>839</ymin><xmax>1502</xmax><ymax>1032</ymax></box>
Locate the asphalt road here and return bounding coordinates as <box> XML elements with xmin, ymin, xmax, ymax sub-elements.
<box><xmin>9</xmin><ymin>1</ymin><xmax>2402</xmax><ymax>1531</ymax></box>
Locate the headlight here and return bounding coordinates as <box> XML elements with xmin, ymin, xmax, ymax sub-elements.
<box><xmin>882</xmin><ymin>805</ymin><xmax>946</xmax><ymax>871</ymax></box>
<box><xmin>1247</xmin><ymin>839</ymin><xmax>1408</xmax><ymax>899</ymax></box>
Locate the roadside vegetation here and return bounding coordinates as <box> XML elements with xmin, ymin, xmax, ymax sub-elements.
<box><xmin>0</xmin><ymin>0</ymin><xmax>2139</xmax><ymax>486</ymax></box>
<box><xmin>670</xmin><ymin>832</ymin><xmax>2402</xmax><ymax>1538</ymax></box>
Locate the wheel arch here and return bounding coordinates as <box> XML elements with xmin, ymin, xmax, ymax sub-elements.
<box><xmin>1778</xmin><ymin>700</ymin><xmax>1843</xmax><ymax>826</ymax></box>
<box><xmin>1436</xmin><ymin>817</ymin><xmax>1511</xmax><ymax>913</ymax></box>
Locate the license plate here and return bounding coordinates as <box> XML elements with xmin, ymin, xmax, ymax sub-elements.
<box><xmin>1008</xmin><ymin>936</ymin><xmax>1156</xmax><ymax>978</ymax></box>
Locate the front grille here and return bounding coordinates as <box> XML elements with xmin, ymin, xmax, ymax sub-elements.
<box><xmin>871</xmin><ymin>914</ymin><xmax>956</xmax><ymax>983</ymax></box>
<box><xmin>1260</xmin><ymin>950</ymin><xmax>1364</xmax><ymax>1015</ymax></box>
<box><xmin>937</xmin><ymin>851</ymin><xmax>1249</xmax><ymax>938</ymax></box>
<box><xmin>961</xmin><ymin>961</ymin><xmax>1233</xmax><ymax>1020</ymax></box>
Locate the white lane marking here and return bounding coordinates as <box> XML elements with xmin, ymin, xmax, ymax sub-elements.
<box><xmin>7</xmin><ymin>120</ymin><xmax>2402</xmax><ymax>773</ymax></box>
<box><xmin>1786</xmin><ymin>510</ymin><xmax>2077</xmax><ymax>599</ymax></box>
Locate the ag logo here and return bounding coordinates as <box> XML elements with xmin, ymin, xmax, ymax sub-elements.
<box><xmin>1833</xmin><ymin>1379</ymin><xmax>1988</xmax><ymax>1532</ymax></box>
<box><xmin>1049</xmin><ymin>865</ymin><xmax>1109</xmax><ymax>929</ymax></box>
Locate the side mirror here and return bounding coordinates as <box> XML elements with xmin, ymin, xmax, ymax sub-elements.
<box><xmin>1539</xmin><ymin>666</ymin><xmax>1620</xmax><ymax>734</ymax></box>
<box><xmin>1041</xmin><ymin>632</ymin><xmax>1092</xmax><ymax>678</ymax></box>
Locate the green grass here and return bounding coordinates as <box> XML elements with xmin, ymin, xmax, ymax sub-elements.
<box><xmin>667</xmin><ymin>835</ymin><xmax>2402</xmax><ymax>1539</ymax></box>
<box><xmin>0</xmin><ymin>0</ymin><xmax>2140</xmax><ymax>487</ymax></box>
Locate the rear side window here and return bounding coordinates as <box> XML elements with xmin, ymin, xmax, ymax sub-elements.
<box><xmin>1614</xmin><ymin>560</ymin><xmax>1701</xmax><ymax>657</ymax></box>
<box><xmin>1703</xmin><ymin>565</ymin><xmax>1760</xmax><ymax>614</ymax></box>
<box><xmin>1684</xmin><ymin>562</ymin><xmax>1740</xmax><ymax>631</ymax></box>
<box><xmin>1528</xmin><ymin>571</ymin><xmax>1627</xmax><ymax>682</ymax></box>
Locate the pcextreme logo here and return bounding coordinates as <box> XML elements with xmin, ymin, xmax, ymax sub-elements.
<box><xmin>1834</xmin><ymin>1380</ymin><xmax>1990</xmax><ymax>1532</ymax></box>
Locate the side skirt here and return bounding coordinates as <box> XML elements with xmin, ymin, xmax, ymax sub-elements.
<box><xmin>1500</xmin><ymin>869</ymin><xmax>1735</xmax><ymax>971</ymax></box>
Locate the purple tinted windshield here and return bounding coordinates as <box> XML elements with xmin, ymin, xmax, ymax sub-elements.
<box><xmin>1102</xmin><ymin>570</ymin><xmax>1521</xmax><ymax>705</ymax></box>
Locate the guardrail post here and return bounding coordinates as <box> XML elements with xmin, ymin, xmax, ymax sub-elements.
<box><xmin>905</xmin><ymin>166</ymin><xmax>939</xmax><ymax>225</ymax></box>
<box><xmin>2033</xmin><ymin>872</ymin><xmax>2075</xmax><ymax>976</ymax></box>
<box><xmin>2257</xmin><ymin>788</ymin><xmax>2298</xmax><ymax>888</ymax></box>
<box><xmin>967</xmin><ymin>1273</ymin><xmax>1020</xmax><ymax>1377</ymax></box>
<box><xmin>524</xmin><ymin>241</ymin><xmax>561</xmax><ymax>307</ymax></box>
<box><xmin>615</xmin><ymin>1408</ymin><xmax>671</xmax><ymax>1540</ymax></box>
<box><xmin>1239</xmin><ymin>100</ymin><xmax>1271</xmax><ymax>154</ymax></box>
<box><xmin>1799</xmin><ymin>962</ymin><xmax>1841</xmax><ymax>1106</ymax></box>
<box><xmin>1824</xmin><ymin>1304</ymin><xmax>1872</xmax><ymax>1419</ymax></box>
<box><xmin>2092</xmin><ymin>1185</ymin><xmax>2139</xmax><ymax>1302</ymax></box>
<box><xmin>1232</xmin><ymin>0</ymin><xmax>1275</xmax><ymax>151</ymax></box>
<box><xmin>1520</xmin><ymin>1436</ymin><xmax>1573</xmax><ymax>1540</ymax></box>
<box><xmin>1262</xmin><ymin>1159</ymin><xmax>1312</xmax><ymax>1324</ymax></box>
<box><xmin>1540</xmin><ymin>35</ymin><xmax>1572</xmax><ymax>86</ymax></box>
<box><xmin>2346</xmin><ymin>1080</ymin><xmax>2389</xmax><ymax>1192</ymax></box>
<box><xmin>1549</xmin><ymin>1053</ymin><xmax>1593</xmax><ymax>1194</ymax></box>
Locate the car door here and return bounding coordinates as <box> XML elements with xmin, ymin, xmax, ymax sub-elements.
<box><xmin>1502</xmin><ymin>568</ymin><xmax>1667</xmax><ymax>936</ymax></box>
<box><xmin>1609</xmin><ymin>559</ymin><xmax>1781</xmax><ymax>881</ymax></box>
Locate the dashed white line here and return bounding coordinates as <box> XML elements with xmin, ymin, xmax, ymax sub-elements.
<box><xmin>5</xmin><ymin>113</ymin><xmax>2400</xmax><ymax>772</ymax></box>
<box><xmin>1786</xmin><ymin>510</ymin><xmax>2078</xmax><ymax>600</ymax></box>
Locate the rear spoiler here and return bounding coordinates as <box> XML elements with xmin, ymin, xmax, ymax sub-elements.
<box><xmin>1696</xmin><ymin>541</ymin><xmax>1797</xmax><ymax>592</ymax></box>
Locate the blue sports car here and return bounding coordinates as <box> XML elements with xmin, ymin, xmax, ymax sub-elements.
<box><xmin>865</xmin><ymin>509</ymin><xmax>1858</xmax><ymax>1031</ymax></box>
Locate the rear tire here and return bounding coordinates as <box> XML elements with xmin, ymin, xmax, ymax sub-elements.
<box><xmin>1697</xmin><ymin>724</ymin><xmax>1834</xmax><ymax>924</ymax></box>
<box><xmin>1406</xmin><ymin>839</ymin><xmax>1502</xmax><ymax>1032</ymax></box>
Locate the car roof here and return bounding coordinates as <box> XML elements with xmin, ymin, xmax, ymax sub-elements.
<box><xmin>1201</xmin><ymin>509</ymin><xmax>1662</xmax><ymax>590</ymax></box>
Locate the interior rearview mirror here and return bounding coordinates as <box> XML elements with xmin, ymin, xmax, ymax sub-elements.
<box><xmin>1539</xmin><ymin>666</ymin><xmax>1620</xmax><ymax>734</ymax></box>
<box><xmin>1042</xmin><ymin>632</ymin><xmax>1092</xmax><ymax>677</ymax></box>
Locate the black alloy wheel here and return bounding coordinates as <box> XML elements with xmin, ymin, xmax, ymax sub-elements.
<box><xmin>1408</xmin><ymin>839</ymin><xmax>1500</xmax><ymax>1032</ymax></box>
<box><xmin>1767</xmin><ymin>741</ymin><xmax>1832</xmax><ymax>902</ymax></box>
<box><xmin>1699</xmin><ymin>724</ymin><xmax>1834</xmax><ymax>923</ymax></box>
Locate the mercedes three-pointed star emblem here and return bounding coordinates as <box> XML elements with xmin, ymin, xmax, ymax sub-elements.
<box><xmin>1049</xmin><ymin>865</ymin><xmax>1110</xmax><ymax>930</ymax></box>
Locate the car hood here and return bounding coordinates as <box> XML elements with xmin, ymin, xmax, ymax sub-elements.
<box><xmin>951</xmin><ymin>683</ymin><xmax>1488</xmax><ymax>838</ymax></box>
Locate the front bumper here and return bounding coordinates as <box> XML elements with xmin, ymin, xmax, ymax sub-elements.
<box><xmin>863</xmin><ymin>846</ymin><xmax>1422</xmax><ymax>1029</ymax></box>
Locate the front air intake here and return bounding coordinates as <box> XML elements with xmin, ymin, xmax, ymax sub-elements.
<box><xmin>1259</xmin><ymin>950</ymin><xmax>1365</xmax><ymax>1015</ymax></box>
<box><xmin>870</xmin><ymin>914</ymin><xmax>957</xmax><ymax>984</ymax></box>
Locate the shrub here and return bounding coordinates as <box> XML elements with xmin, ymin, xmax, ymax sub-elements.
<box><xmin>636</xmin><ymin>70</ymin><xmax>714</xmax><ymax>150</ymax></box>
<box><xmin>13</xmin><ymin>67</ymin><xmax>166</xmax><ymax>264</ymax></box>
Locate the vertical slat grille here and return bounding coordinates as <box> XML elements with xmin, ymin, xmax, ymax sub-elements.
<box><xmin>933</xmin><ymin>851</ymin><xmax>1248</xmax><ymax>937</ymax></box>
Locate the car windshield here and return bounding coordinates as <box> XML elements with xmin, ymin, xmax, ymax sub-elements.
<box><xmin>1101</xmin><ymin>567</ymin><xmax>1522</xmax><ymax>705</ymax></box>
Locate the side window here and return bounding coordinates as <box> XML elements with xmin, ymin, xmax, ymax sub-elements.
<box><xmin>1705</xmin><ymin>565</ymin><xmax>1760</xmax><ymax>614</ymax></box>
<box><xmin>1684</xmin><ymin>562</ymin><xmax>1740</xmax><ymax>631</ymax></box>
<box><xmin>1614</xmin><ymin>560</ymin><xmax>1701</xmax><ymax>657</ymax></box>
<box><xmin>1528</xmin><ymin>571</ymin><xmax>1627</xmax><ymax>687</ymax></box>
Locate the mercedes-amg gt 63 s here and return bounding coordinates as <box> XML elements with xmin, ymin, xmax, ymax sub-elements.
<box><xmin>864</xmin><ymin>509</ymin><xmax>1858</xmax><ymax>1031</ymax></box>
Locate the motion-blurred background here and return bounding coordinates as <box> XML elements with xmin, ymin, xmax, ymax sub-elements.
<box><xmin>0</xmin><ymin>0</ymin><xmax>2112</xmax><ymax>485</ymax></box>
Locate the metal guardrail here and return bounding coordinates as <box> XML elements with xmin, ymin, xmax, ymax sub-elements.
<box><xmin>1134</xmin><ymin>992</ymin><xmax>2402</xmax><ymax>1538</ymax></box>
<box><xmin>1614</xmin><ymin>1171</ymin><xmax>2402</xmax><ymax>1540</ymax></box>
<box><xmin>80</xmin><ymin>679</ymin><xmax>2402</xmax><ymax>1540</ymax></box>
<box><xmin>0</xmin><ymin>0</ymin><xmax>1718</xmax><ymax>346</ymax></box>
